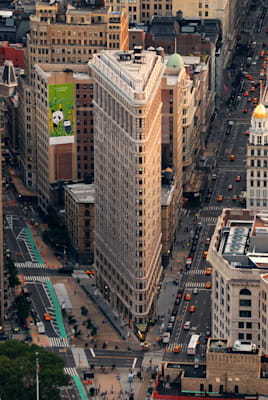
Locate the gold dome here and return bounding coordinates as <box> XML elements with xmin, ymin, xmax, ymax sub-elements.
<box><xmin>253</xmin><ymin>103</ymin><xmax>267</xmax><ymax>119</ymax></box>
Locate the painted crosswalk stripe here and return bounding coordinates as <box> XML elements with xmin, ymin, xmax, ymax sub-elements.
<box><xmin>185</xmin><ymin>282</ymin><xmax>207</xmax><ymax>288</ymax></box>
<box><xmin>185</xmin><ymin>270</ymin><xmax>205</xmax><ymax>275</ymax></box>
<box><xmin>167</xmin><ymin>343</ymin><xmax>187</xmax><ymax>352</ymax></box>
<box><xmin>15</xmin><ymin>262</ymin><xmax>45</xmax><ymax>269</ymax></box>
<box><xmin>199</xmin><ymin>217</ymin><xmax>217</xmax><ymax>223</ymax></box>
<box><xmin>202</xmin><ymin>206</ymin><xmax>222</xmax><ymax>211</ymax></box>
<box><xmin>49</xmin><ymin>337</ymin><xmax>70</xmax><ymax>348</ymax></box>
<box><xmin>64</xmin><ymin>367</ymin><xmax>78</xmax><ymax>376</ymax></box>
<box><xmin>23</xmin><ymin>276</ymin><xmax>49</xmax><ymax>282</ymax></box>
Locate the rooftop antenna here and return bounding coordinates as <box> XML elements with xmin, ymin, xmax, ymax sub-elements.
<box><xmin>260</xmin><ymin>81</ymin><xmax>263</xmax><ymax>103</ymax></box>
<box><xmin>174</xmin><ymin>37</ymin><xmax>177</xmax><ymax>54</ymax></box>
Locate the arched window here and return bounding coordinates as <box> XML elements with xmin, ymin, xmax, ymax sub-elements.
<box><xmin>240</xmin><ymin>288</ymin><xmax>251</xmax><ymax>296</ymax></box>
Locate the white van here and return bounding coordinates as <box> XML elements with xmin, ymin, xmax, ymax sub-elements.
<box><xmin>183</xmin><ymin>321</ymin><xmax>191</xmax><ymax>330</ymax></box>
<box><xmin>163</xmin><ymin>332</ymin><xmax>170</xmax><ymax>344</ymax></box>
<box><xmin>36</xmin><ymin>322</ymin><xmax>45</xmax><ymax>334</ymax></box>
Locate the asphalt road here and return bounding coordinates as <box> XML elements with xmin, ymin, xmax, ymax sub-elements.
<box><xmin>164</xmin><ymin>4</ymin><xmax>268</xmax><ymax>363</ymax></box>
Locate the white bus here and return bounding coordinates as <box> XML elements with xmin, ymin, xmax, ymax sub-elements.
<box><xmin>187</xmin><ymin>334</ymin><xmax>200</xmax><ymax>355</ymax></box>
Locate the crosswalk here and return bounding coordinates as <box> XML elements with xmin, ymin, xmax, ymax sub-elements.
<box><xmin>17</xmin><ymin>229</ymin><xmax>39</xmax><ymax>263</ymax></box>
<box><xmin>168</xmin><ymin>342</ymin><xmax>188</xmax><ymax>352</ymax></box>
<box><xmin>15</xmin><ymin>262</ymin><xmax>45</xmax><ymax>269</ymax></box>
<box><xmin>185</xmin><ymin>269</ymin><xmax>205</xmax><ymax>275</ymax></box>
<box><xmin>6</xmin><ymin>215</ymin><xmax>14</xmax><ymax>230</ymax></box>
<box><xmin>49</xmin><ymin>337</ymin><xmax>70</xmax><ymax>348</ymax></box>
<box><xmin>202</xmin><ymin>206</ymin><xmax>222</xmax><ymax>211</ymax></box>
<box><xmin>185</xmin><ymin>282</ymin><xmax>208</xmax><ymax>288</ymax></box>
<box><xmin>64</xmin><ymin>367</ymin><xmax>78</xmax><ymax>376</ymax></box>
<box><xmin>23</xmin><ymin>276</ymin><xmax>49</xmax><ymax>282</ymax></box>
<box><xmin>199</xmin><ymin>217</ymin><xmax>218</xmax><ymax>223</ymax></box>
<box><xmin>168</xmin><ymin>342</ymin><xmax>207</xmax><ymax>353</ymax></box>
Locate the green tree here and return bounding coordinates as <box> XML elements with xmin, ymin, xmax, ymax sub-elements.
<box><xmin>0</xmin><ymin>340</ymin><xmax>68</xmax><ymax>400</ymax></box>
<box><xmin>14</xmin><ymin>295</ymin><xmax>31</xmax><ymax>323</ymax></box>
<box><xmin>8</xmin><ymin>273</ymin><xmax>20</xmax><ymax>289</ymax></box>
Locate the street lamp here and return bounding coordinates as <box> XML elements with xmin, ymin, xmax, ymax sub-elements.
<box><xmin>36</xmin><ymin>352</ymin><xmax>39</xmax><ymax>400</ymax></box>
<box><xmin>56</xmin><ymin>244</ymin><xmax>67</xmax><ymax>266</ymax></box>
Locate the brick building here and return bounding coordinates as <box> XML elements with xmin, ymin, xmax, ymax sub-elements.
<box><xmin>0</xmin><ymin>42</ymin><xmax>24</xmax><ymax>68</ymax></box>
<box><xmin>64</xmin><ymin>183</ymin><xmax>95</xmax><ymax>263</ymax></box>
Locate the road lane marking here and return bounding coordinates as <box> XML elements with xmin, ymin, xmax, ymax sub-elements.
<box><xmin>132</xmin><ymin>357</ymin><xmax>137</xmax><ymax>369</ymax></box>
<box><xmin>90</xmin><ymin>348</ymin><xmax>96</xmax><ymax>358</ymax></box>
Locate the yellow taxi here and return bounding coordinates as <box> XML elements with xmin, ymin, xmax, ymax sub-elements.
<box><xmin>230</xmin><ymin>154</ymin><xmax>235</xmax><ymax>161</ymax></box>
<box><xmin>217</xmin><ymin>195</ymin><xmax>223</xmax><ymax>202</ymax></box>
<box><xmin>44</xmin><ymin>313</ymin><xmax>51</xmax><ymax>321</ymax></box>
<box><xmin>203</xmin><ymin>251</ymin><xmax>208</xmax><ymax>259</ymax></box>
<box><xmin>185</xmin><ymin>293</ymin><xmax>191</xmax><ymax>301</ymax></box>
<box><xmin>205</xmin><ymin>282</ymin><xmax>212</xmax><ymax>289</ymax></box>
<box><xmin>244</xmin><ymin>91</ymin><xmax>249</xmax><ymax>97</ymax></box>
<box><xmin>250</xmin><ymin>86</ymin><xmax>255</xmax><ymax>92</ymax></box>
<box><xmin>86</xmin><ymin>269</ymin><xmax>94</xmax><ymax>276</ymax></box>
<box><xmin>173</xmin><ymin>345</ymin><xmax>180</xmax><ymax>353</ymax></box>
<box><xmin>253</xmin><ymin>97</ymin><xmax>258</xmax><ymax>104</ymax></box>
<box><xmin>189</xmin><ymin>306</ymin><xmax>196</xmax><ymax>313</ymax></box>
<box><xmin>206</xmin><ymin>267</ymin><xmax>212</xmax><ymax>275</ymax></box>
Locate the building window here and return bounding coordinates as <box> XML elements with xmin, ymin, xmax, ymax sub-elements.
<box><xmin>238</xmin><ymin>333</ymin><xmax>244</xmax><ymax>339</ymax></box>
<box><xmin>240</xmin><ymin>289</ymin><xmax>251</xmax><ymax>295</ymax></box>
<box><xmin>240</xmin><ymin>299</ymin><xmax>251</xmax><ymax>307</ymax></box>
<box><xmin>238</xmin><ymin>322</ymin><xmax>244</xmax><ymax>328</ymax></box>
<box><xmin>240</xmin><ymin>310</ymin><xmax>251</xmax><ymax>318</ymax></box>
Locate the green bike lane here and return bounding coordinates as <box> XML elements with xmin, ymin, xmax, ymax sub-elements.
<box><xmin>25</xmin><ymin>228</ymin><xmax>88</xmax><ymax>399</ymax></box>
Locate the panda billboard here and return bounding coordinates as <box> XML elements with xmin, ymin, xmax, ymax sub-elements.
<box><xmin>49</xmin><ymin>83</ymin><xmax>74</xmax><ymax>145</ymax></box>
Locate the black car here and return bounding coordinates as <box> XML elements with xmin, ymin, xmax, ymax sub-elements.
<box><xmin>58</xmin><ymin>266</ymin><xmax>74</xmax><ymax>274</ymax></box>
<box><xmin>191</xmin><ymin>245</ymin><xmax>196</xmax><ymax>253</ymax></box>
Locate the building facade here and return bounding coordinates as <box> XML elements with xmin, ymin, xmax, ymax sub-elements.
<box><xmin>246</xmin><ymin>103</ymin><xmax>268</xmax><ymax>211</ymax></box>
<box><xmin>90</xmin><ymin>49</ymin><xmax>163</xmax><ymax>326</ymax></box>
<box><xmin>207</xmin><ymin>209</ymin><xmax>268</xmax><ymax>347</ymax></box>
<box><xmin>64</xmin><ymin>183</ymin><xmax>95</xmax><ymax>264</ymax></box>
<box><xmin>18</xmin><ymin>0</ymin><xmax>129</xmax><ymax>199</ymax></box>
<box><xmin>162</xmin><ymin>338</ymin><xmax>268</xmax><ymax>396</ymax></box>
<box><xmin>31</xmin><ymin>64</ymin><xmax>94</xmax><ymax>213</ymax></box>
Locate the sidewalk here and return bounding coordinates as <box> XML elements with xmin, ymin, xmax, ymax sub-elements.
<box><xmin>81</xmin><ymin>281</ymin><xmax>140</xmax><ymax>349</ymax></box>
<box><xmin>50</xmin><ymin>276</ymin><xmax>133</xmax><ymax>350</ymax></box>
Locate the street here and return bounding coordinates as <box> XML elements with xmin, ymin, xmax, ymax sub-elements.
<box><xmin>161</xmin><ymin>3</ymin><xmax>268</xmax><ymax>363</ymax></box>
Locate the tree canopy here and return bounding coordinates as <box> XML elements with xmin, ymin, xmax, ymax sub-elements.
<box><xmin>0</xmin><ymin>340</ymin><xmax>69</xmax><ymax>400</ymax></box>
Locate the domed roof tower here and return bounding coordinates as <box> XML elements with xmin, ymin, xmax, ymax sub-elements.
<box><xmin>166</xmin><ymin>53</ymin><xmax>184</xmax><ymax>69</ymax></box>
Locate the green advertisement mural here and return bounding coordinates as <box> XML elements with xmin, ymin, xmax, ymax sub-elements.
<box><xmin>49</xmin><ymin>83</ymin><xmax>74</xmax><ymax>144</ymax></box>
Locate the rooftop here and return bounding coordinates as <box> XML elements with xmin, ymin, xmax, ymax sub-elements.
<box><xmin>161</xmin><ymin>182</ymin><xmax>176</xmax><ymax>206</ymax></box>
<box><xmin>34</xmin><ymin>63</ymin><xmax>91</xmax><ymax>80</ymax></box>
<box><xmin>90</xmin><ymin>49</ymin><xmax>163</xmax><ymax>101</ymax></box>
<box><xmin>64</xmin><ymin>183</ymin><xmax>95</xmax><ymax>204</ymax></box>
<box><xmin>209</xmin><ymin>209</ymin><xmax>268</xmax><ymax>271</ymax></box>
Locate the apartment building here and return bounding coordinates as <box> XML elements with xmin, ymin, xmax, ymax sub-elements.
<box><xmin>106</xmin><ymin>0</ymin><xmax>172</xmax><ymax>25</ymax></box>
<box><xmin>25</xmin><ymin>2</ymin><xmax>129</xmax><ymax>79</ymax></box>
<box><xmin>171</xmin><ymin>0</ymin><xmax>241</xmax><ymax>68</ymax></box>
<box><xmin>89</xmin><ymin>48</ymin><xmax>164</xmax><ymax>326</ymax></box>
<box><xmin>161</xmin><ymin>52</ymin><xmax>185</xmax><ymax>264</ymax></box>
<box><xmin>18</xmin><ymin>0</ymin><xmax>129</xmax><ymax>201</ymax></box>
<box><xmin>207</xmin><ymin>209</ymin><xmax>268</xmax><ymax>347</ymax></box>
<box><xmin>162</xmin><ymin>338</ymin><xmax>268</xmax><ymax>396</ymax></box>
<box><xmin>246</xmin><ymin>103</ymin><xmax>268</xmax><ymax>211</ymax></box>
<box><xmin>64</xmin><ymin>183</ymin><xmax>95</xmax><ymax>264</ymax></box>
<box><xmin>32</xmin><ymin>63</ymin><xmax>93</xmax><ymax>212</ymax></box>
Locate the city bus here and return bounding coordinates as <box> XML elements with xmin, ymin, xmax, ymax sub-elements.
<box><xmin>187</xmin><ymin>335</ymin><xmax>200</xmax><ymax>355</ymax></box>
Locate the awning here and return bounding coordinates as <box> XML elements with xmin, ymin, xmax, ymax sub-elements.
<box><xmin>135</xmin><ymin>323</ymin><xmax>147</xmax><ymax>332</ymax></box>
